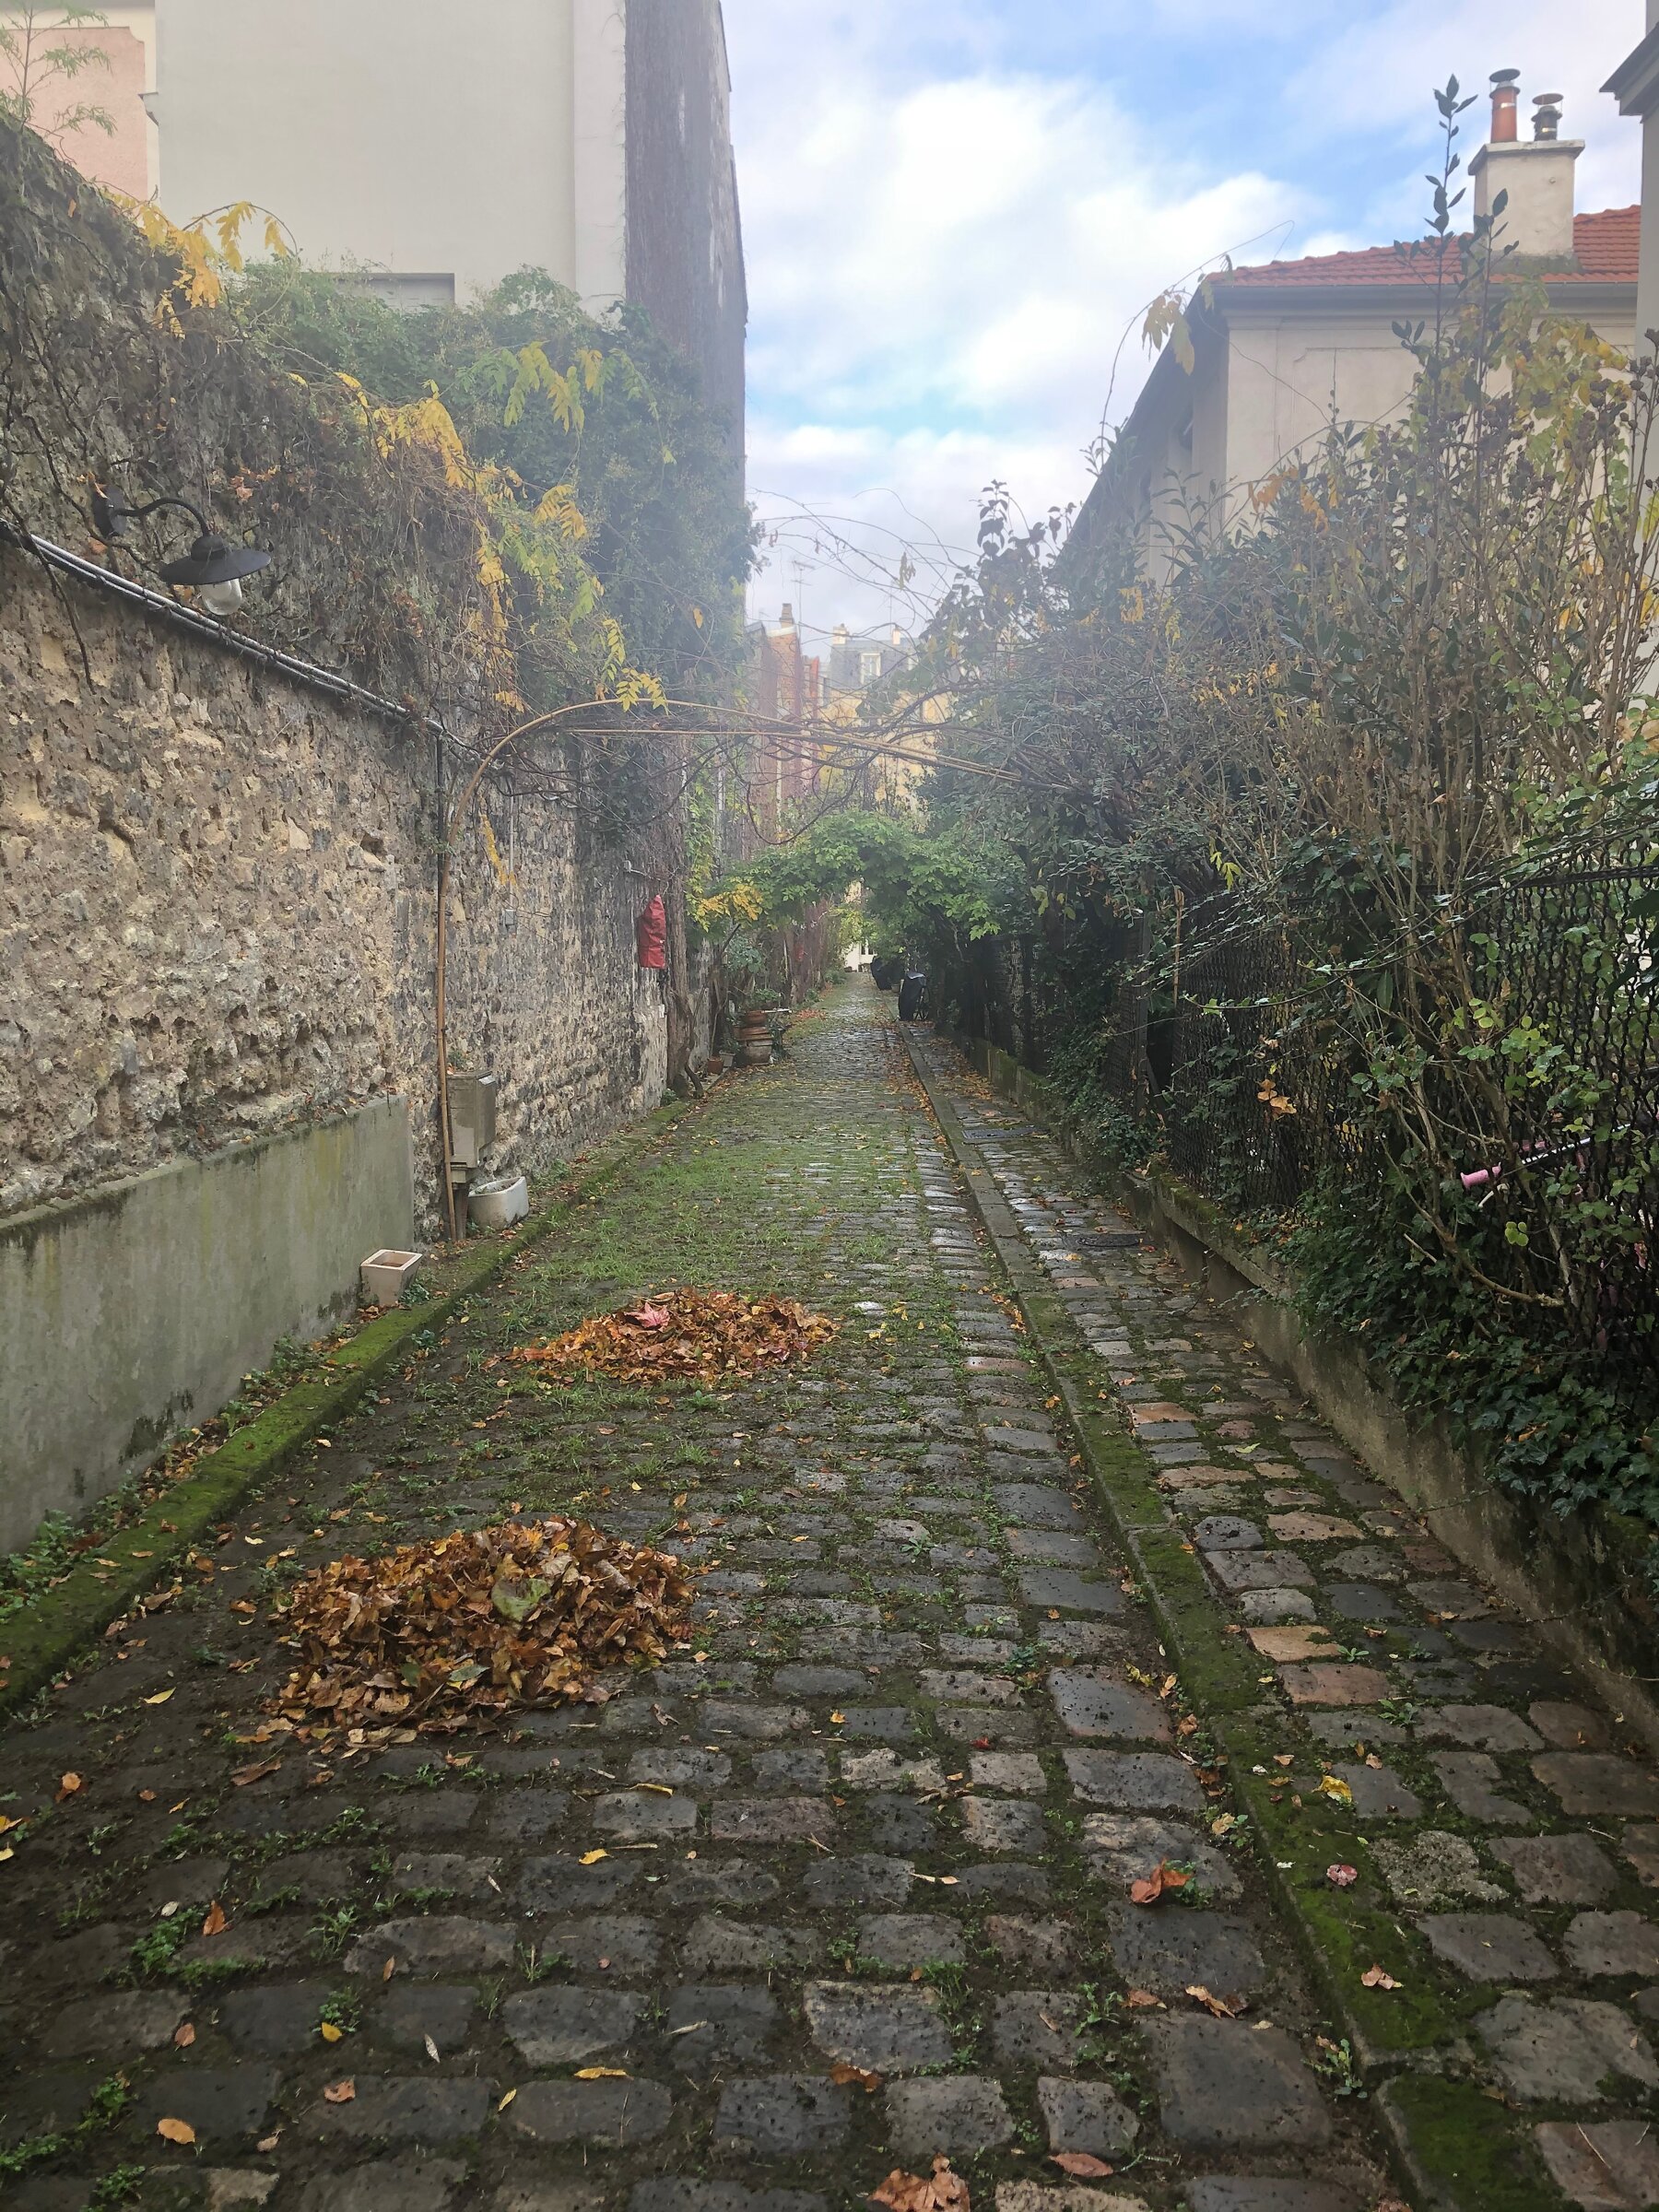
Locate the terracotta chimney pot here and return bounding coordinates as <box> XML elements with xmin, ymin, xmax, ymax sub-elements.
<box><xmin>1489</xmin><ymin>67</ymin><xmax>1521</xmax><ymax>142</ymax></box>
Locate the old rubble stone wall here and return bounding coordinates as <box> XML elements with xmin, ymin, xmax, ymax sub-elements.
<box><xmin>0</xmin><ymin>548</ymin><xmax>669</xmax><ymax>1232</ymax></box>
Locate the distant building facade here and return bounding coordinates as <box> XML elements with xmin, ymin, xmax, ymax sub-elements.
<box><xmin>745</xmin><ymin>604</ymin><xmax>821</xmax><ymax>841</ymax></box>
<box><xmin>6</xmin><ymin>0</ymin><xmax>745</xmax><ymax>453</ymax></box>
<box><xmin>824</xmin><ymin>622</ymin><xmax>913</xmax><ymax>708</ymax></box>
<box><xmin>1071</xmin><ymin>76</ymin><xmax>1637</xmax><ymax>583</ymax></box>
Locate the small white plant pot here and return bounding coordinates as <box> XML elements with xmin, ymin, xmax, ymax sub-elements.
<box><xmin>468</xmin><ymin>1174</ymin><xmax>530</xmax><ymax>1231</ymax></box>
<box><xmin>361</xmin><ymin>1248</ymin><xmax>423</xmax><ymax>1305</ymax></box>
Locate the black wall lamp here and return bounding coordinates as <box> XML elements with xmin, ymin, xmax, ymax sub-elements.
<box><xmin>91</xmin><ymin>486</ymin><xmax>273</xmax><ymax>618</ymax></box>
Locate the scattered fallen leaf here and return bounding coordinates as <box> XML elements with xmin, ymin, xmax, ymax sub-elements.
<box><xmin>423</xmin><ymin>2033</ymin><xmax>441</xmax><ymax>2063</ymax></box>
<box><xmin>320</xmin><ymin>2021</ymin><xmax>345</xmax><ymax>2043</ymax></box>
<box><xmin>1186</xmin><ymin>1983</ymin><xmax>1245</xmax><ymax>2018</ymax></box>
<box><xmin>1124</xmin><ymin>1988</ymin><xmax>1161</xmax><ymax>2008</ymax></box>
<box><xmin>498</xmin><ymin>2088</ymin><xmax>518</xmax><ymax>2112</ymax></box>
<box><xmin>323</xmin><ymin>2079</ymin><xmax>356</xmax><ymax>2103</ymax></box>
<box><xmin>1050</xmin><ymin>2154</ymin><xmax>1114</xmax><ymax>2178</ymax></box>
<box><xmin>256</xmin><ymin>2133</ymin><xmax>281</xmax><ymax>2152</ymax></box>
<box><xmin>382</xmin><ymin>1956</ymin><xmax>397</xmax><ymax>1982</ymax></box>
<box><xmin>1315</xmin><ymin>1774</ymin><xmax>1354</xmax><ymax>1806</ymax></box>
<box><xmin>1361</xmin><ymin>1965</ymin><xmax>1402</xmax><ymax>1990</ymax></box>
<box><xmin>580</xmin><ymin>1849</ymin><xmax>609</xmax><ymax>1865</ymax></box>
<box><xmin>830</xmin><ymin>2063</ymin><xmax>882</xmax><ymax>2092</ymax></box>
<box><xmin>144</xmin><ymin>1688</ymin><xmax>175</xmax><ymax>1706</ymax></box>
<box><xmin>173</xmin><ymin>2022</ymin><xmax>195</xmax><ymax>2048</ymax></box>
<box><xmin>1327</xmin><ymin>1864</ymin><xmax>1359</xmax><ymax>1888</ymax></box>
<box><xmin>830</xmin><ymin>1711</ymin><xmax>846</xmax><ymax>1725</ymax></box>
<box><xmin>231</xmin><ymin>1759</ymin><xmax>281</xmax><ymax>1788</ymax></box>
<box><xmin>868</xmin><ymin>2155</ymin><xmax>970</xmax><ymax>2212</ymax></box>
<box><xmin>56</xmin><ymin>1772</ymin><xmax>82</xmax><ymax>1801</ymax></box>
<box><xmin>1130</xmin><ymin>1858</ymin><xmax>1191</xmax><ymax>1906</ymax></box>
<box><xmin>157</xmin><ymin>2118</ymin><xmax>195</xmax><ymax>2145</ymax></box>
<box><xmin>574</xmin><ymin>2066</ymin><xmax>629</xmax><ymax>2080</ymax></box>
<box><xmin>201</xmin><ymin>1901</ymin><xmax>228</xmax><ymax>1937</ymax></box>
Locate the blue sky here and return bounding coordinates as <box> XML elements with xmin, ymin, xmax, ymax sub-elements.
<box><xmin>724</xmin><ymin>0</ymin><xmax>1643</xmax><ymax>642</ymax></box>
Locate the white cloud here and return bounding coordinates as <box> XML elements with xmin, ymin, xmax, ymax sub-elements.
<box><xmin>724</xmin><ymin>0</ymin><xmax>1643</xmax><ymax>639</ymax></box>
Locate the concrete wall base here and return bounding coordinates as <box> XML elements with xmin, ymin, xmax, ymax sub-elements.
<box><xmin>0</xmin><ymin>1097</ymin><xmax>412</xmax><ymax>1555</ymax></box>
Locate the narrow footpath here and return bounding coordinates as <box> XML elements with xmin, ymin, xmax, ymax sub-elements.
<box><xmin>2</xmin><ymin>982</ymin><xmax>1653</xmax><ymax>2212</ymax></box>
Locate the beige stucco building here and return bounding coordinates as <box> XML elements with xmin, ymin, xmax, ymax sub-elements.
<box><xmin>1073</xmin><ymin>77</ymin><xmax>1638</xmax><ymax>582</ymax></box>
<box><xmin>4</xmin><ymin>0</ymin><xmax>745</xmax><ymax>446</ymax></box>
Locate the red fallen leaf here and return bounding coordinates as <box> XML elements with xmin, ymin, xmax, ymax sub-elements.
<box><xmin>201</xmin><ymin>1901</ymin><xmax>229</xmax><ymax>1936</ymax></box>
<box><xmin>1130</xmin><ymin>1858</ymin><xmax>1191</xmax><ymax>1906</ymax></box>
<box><xmin>1327</xmin><ymin>1863</ymin><xmax>1359</xmax><ymax>1888</ymax></box>
<box><xmin>830</xmin><ymin>2063</ymin><xmax>882</xmax><ymax>2092</ymax></box>
<box><xmin>971</xmin><ymin>1737</ymin><xmax>992</xmax><ymax>1751</ymax></box>
<box><xmin>323</xmin><ymin>2079</ymin><xmax>356</xmax><ymax>2103</ymax></box>
<box><xmin>868</xmin><ymin>2156</ymin><xmax>970</xmax><ymax>2212</ymax></box>
<box><xmin>1051</xmin><ymin>2154</ymin><xmax>1114</xmax><ymax>2178</ymax></box>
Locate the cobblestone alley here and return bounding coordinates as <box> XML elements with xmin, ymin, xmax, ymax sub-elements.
<box><xmin>4</xmin><ymin>982</ymin><xmax>1658</xmax><ymax>2212</ymax></box>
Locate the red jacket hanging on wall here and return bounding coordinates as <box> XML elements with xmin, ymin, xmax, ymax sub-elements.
<box><xmin>635</xmin><ymin>894</ymin><xmax>667</xmax><ymax>971</ymax></box>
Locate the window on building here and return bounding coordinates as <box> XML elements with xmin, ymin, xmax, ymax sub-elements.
<box><xmin>859</xmin><ymin>649</ymin><xmax>881</xmax><ymax>686</ymax></box>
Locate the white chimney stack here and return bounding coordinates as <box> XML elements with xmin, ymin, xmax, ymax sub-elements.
<box><xmin>1471</xmin><ymin>71</ymin><xmax>1581</xmax><ymax>261</ymax></box>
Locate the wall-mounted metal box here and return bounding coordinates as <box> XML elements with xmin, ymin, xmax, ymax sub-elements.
<box><xmin>447</xmin><ymin>1072</ymin><xmax>498</xmax><ymax>1167</ymax></box>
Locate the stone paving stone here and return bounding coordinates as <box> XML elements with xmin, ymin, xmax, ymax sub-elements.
<box><xmin>855</xmin><ymin>1913</ymin><xmax>967</xmax><ymax>1968</ymax></box>
<box><xmin>40</xmin><ymin>1990</ymin><xmax>188</xmax><ymax>2058</ymax></box>
<box><xmin>683</xmin><ymin>1916</ymin><xmax>822</xmax><ymax>1972</ymax></box>
<box><xmin>1534</xmin><ymin>1754</ymin><xmax>1659</xmax><ymax>1818</ymax></box>
<box><xmin>1108</xmin><ymin>1908</ymin><xmax>1267</xmax><ymax>1998</ymax></box>
<box><xmin>1476</xmin><ymin>1994</ymin><xmax>1659</xmax><ymax>2100</ymax></box>
<box><xmin>1142</xmin><ymin>2019</ymin><xmax>1332</xmax><ymax>2147</ymax></box>
<box><xmin>292</xmin><ymin>2160</ymin><xmax>467</xmax><ymax>2212</ymax></box>
<box><xmin>962</xmin><ymin>1796</ymin><xmax>1049</xmax><ymax>1853</ymax></box>
<box><xmin>712</xmin><ymin>2076</ymin><xmax>851</xmax><ymax>2156</ymax></box>
<box><xmin>985</xmin><ymin>1915</ymin><xmax>1077</xmax><ymax>1974</ymax></box>
<box><xmin>802</xmin><ymin>1853</ymin><xmax>914</xmax><ymax>1906</ymax></box>
<box><xmin>501</xmin><ymin>1987</ymin><xmax>641</xmax><ymax>2064</ymax></box>
<box><xmin>517</xmin><ymin>1855</ymin><xmax>641</xmax><ymax>1911</ymax></box>
<box><xmin>378</xmin><ymin>1983</ymin><xmax>477</xmax><ymax>2053</ymax></box>
<box><xmin>1015</xmin><ymin>1567</ymin><xmax>1123</xmax><ymax>1613</ymax></box>
<box><xmin>1429</xmin><ymin>1751</ymin><xmax>1532</xmax><ymax>1825</ymax></box>
<box><xmin>802</xmin><ymin>1981</ymin><xmax>953</xmax><ymax>2071</ymax></box>
<box><xmin>312</xmin><ymin>2077</ymin><xmax>495</xmax><ymax>2142</ymax></box>
<box><xmin>1080</xmin><ymin>1813</ymin><xmax>1241</xmax><ymax>1899</ymax></box>
<box><xmin>1417</xmin><ymin>1703</ymin><xmax>1544</xmax><ymax>1751</ymax></box>
<box><xmin>1529</xmin><ymin>1701</ymin><xmax>1612</xmax><ymax>1750</ymax></box>
<box><xmin>1535</xmin><ymin>2118</ymin><xmax>1659</xmax><ymax>2207</ymax></box>
<box><xmin>1062</xmin><ymin>1750</ymin><xmax>1206</xmax><ymax>1811</ymax></box>
<box><xmin>134</xmin><ymin>2065</ymin><xmax>281</xmax><ymax>2143</ymax></box>
<box><xmin>1278</xmin><ymin>1665</ymin><xmax>1390</xmax><ymax>1707</ymax></box>
<box><xmin>1049</xmin><ymin>1669</ymin><xmax>1171</xmax><ymax>1741</ymax></box>
<box><xmin>507</xmin><ymin>2077</ymin><xmax>672</xmax><ymax>2145</ymax></box>
<box><xmin>1416</xmin><ymin>1913</ymin><xmax>1558</xmax><ymax>1982</ymax></box>
<box><xmin>1371</xmin><ymin>1830</ymin><xmax>1505</xmax><ymax>1908</ymax></box>
<box><xmin>1488</xmin><ymin>1833</ymin><xmax>1618</xmax><ymax>1905</ymax></box>
<box><xmin>886</xmin><ymin>2077</ymin><xmax>1016</xmax><ymax>2158</ymax></box>
<box><xmin>1206</xmin><ymin>1550</ymin><xmax>1317</xmax><ymax>1593</ymax></box>
<box><xmin>1563</xmin><ymin>1911</ymin><xmax>1659</xmax><ymax>1978</ymax></box>
<box><xmin>710</xmin><ymin>1798</ymin><xmax>836</xmax><ymax>1842</ymax></box>
<box><xmin>216</xmin><ymin>1982</ymin><xmax>336</xmax><ymax>2056</ymax></box>
<box><xmin>347</xmin><ymin>1916</ymin><xmax>513</xmax><ymax>1974</ymax></box>
<box><xmin>665</xmin><ymin>1985</ymin><xmax>780</xmax><ymax>2067</ymax></box>
<box><xmin>538</xmin><ymin>1913</ymin><xmax>662</xmax><ymax>1977</ymax></box>
<box><xmin>992</xmin><ymin>1991</ymin><xmax>1085</xmax><ymax>2069</ymax></box>
<box><xmin>1036</xmin><ymin>2077</ymin><xmax>1140</xmax><ymax>2157</ymax></box>
<box><xmin>971</xmin><ymin>1751</ymin><xmax>1047</xmax><ymax>1794</ymax></box>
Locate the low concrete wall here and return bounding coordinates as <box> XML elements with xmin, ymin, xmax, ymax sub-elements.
<box><xmin>0</xmin><ymin>1098</ymin><xmax>412</xmax><ymax>1555</ymax></box>
<box><xmin>951</xmin><ymin>1030</ymin><xmax>1659</xmax><ymax>1752</ymax></box>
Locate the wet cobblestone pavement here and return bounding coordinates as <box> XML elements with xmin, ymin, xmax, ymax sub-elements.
<box><xmin>3</xmin><ymin>982</ymin><xmax>1653</xmax><ymax>2209</ymax></box>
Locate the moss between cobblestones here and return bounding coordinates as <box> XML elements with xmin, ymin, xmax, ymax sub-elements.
<box><xmin>902</xmin><ymin>1026</ymin><xmax>1532</xmax><ymax>2206</ymax></box>
<box><xmin>0</xmin><ymin>1094</ymin><xmax>692</xmax><ymax>1719</ymax></box>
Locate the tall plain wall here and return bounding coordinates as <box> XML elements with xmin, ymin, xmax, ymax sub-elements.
<box><xmin>0</xmin><ymin>1098</ymin><xmax>412</xmax><ymax>1556</ymax></box>
<box><xmin>1</xmin><ymin>551</ymin><xmax>668</xmax><ymax>1537</ymax></box>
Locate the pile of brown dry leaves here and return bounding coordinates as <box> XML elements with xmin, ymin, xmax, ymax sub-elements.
<box><xmin>511</xmin><ymin>1288</ymin><xmax>836</xmax><ymax>1389</ymax></box>
<box><xmin>269</xmin><ymin>1517</ymin><xmax>696</xmax><ymax>1737</ymax></box>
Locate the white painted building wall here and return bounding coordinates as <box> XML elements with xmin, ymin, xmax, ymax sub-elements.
<box><xmin>150</xmin><ymin>0</ymin><xmax>628</xmax><ymax>308</ymax></box>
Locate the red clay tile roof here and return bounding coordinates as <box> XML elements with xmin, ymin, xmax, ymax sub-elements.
<box><xmin>1215</xmin><ymin>206</ymin><xmax>1638</xmax><ymax>292</ymax></box>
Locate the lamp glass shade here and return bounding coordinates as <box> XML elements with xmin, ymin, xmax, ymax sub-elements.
<box><xmin>159</xmin><ymin>533</ymin><xmax>274</xmax><ymax>590</ymax></box>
